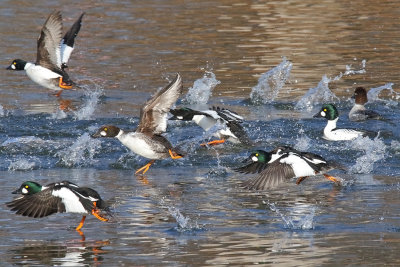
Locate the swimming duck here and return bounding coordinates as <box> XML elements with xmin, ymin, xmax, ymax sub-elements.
<box><xmin>235</xmin><ymin>146</ymin><xmax>344</xmax><ymax>190</ymax></box>
<box><xmin>92</xmin><ymin>74</ymin><xmax>184</xmax><ymax>175</ymax></box>
<box><xmin>6</xmin><ymin>181</ymin><xmax>110</xmax><ymax>232</ymax></box>
<box><xmin>6</xmin><ymin>11</ymin><xmax>85</xmax><ymax>97</ymax></box>
<box><xmin>314</xmin><ymin>103</ymin><xmax>372</xmax><ymax>141</ymax></box>
<box><xmin>169</xmin><ymin>106</ymin><xmax>251</xmax><ymax>145</ymax></box>
<box><xmin>349</xmin><ymin>87</ymin><xmax>384</xmax><ymax>122</ymax></box>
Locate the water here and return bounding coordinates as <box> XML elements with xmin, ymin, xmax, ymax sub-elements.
<box><xmin>1</xmin><ymin>0</ymin><xmax>400</xmax><ymax>266</ymax></box>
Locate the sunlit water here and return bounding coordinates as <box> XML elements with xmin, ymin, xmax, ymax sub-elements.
<box><xmin>1</xmin><ymin>0</ymin><xmax>400</xmax><ymax>266</ymax></box>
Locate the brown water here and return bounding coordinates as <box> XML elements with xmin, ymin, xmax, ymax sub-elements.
<box><xmin>1</xmin><ymin>0</ymin><xmax>400</xmax><ymax>266</ymax></box>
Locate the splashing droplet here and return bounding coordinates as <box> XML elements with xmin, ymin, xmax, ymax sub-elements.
<box><xmin>184</xmin><ymin>72</ymin><xmax>220</xmax><ymax>105</ymax></box>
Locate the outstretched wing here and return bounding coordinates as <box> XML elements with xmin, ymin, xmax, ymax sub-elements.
<box><xmin>36</xmin><ymin>10</ymin><xmax>63</xmax><ymax>70</ymax></box>
<box><xmin>61</xmin><ymin>12</ymin><xmax>85</xmax><ymax>66</ymax></box>
<box><xmin>6</xmin><ymin>189</ymin><xmax>65</xmax><ymax>218</ymax></box>
<box><xmin>137</xmin><ymin>74</ymin><xmax>183</xmax><ymax>134</ymax></box>
<box><xmin>212</xmin><ymin>106</ymin><xmax>243</xmax><ymax>123</ymax></box>
<box><xmin>243</xmin><ymin>160</ymin><xmax>295</xmax><ymax>190</ymax></box>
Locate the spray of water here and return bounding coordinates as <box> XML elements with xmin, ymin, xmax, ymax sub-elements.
<box><xmin>367</xmin><ymin>83</ymin><xmax>400</xmax><ymax>104</ymax></box>
<box><xmin>349</xmin><ymin>136</ymin><xmax>386</xmax><ymax>174</ymax></box>
<box><xmin>168</xmin><ymin>206</ymin><xmax>200</xmax><ymax>232</ymax></box>
<box><xmin>73</xmin><ymin>86</ymin><xmax>104</xmax><ymax>120</ymax></box>
<box><xmin>268</xmin><ymin>201</ymin><xmax>316</xmax><ymax>230</ymax></box>
<box><xmin>250</xmin><ymin>57</ymin><xmax>292</xmax><ymax>104</ymax></box>
<box><xmin>184</xmin><ymin>72</ymin><xmax>220</xmax><ymax>105</ymax></box>
<box><xmin>8</xmin><ymin>158</ymin><xmax>36</xmax><ymax>171</ymax></box>
<box><xmin>57</xmin><ymin>133</ymin><xmax>101</xmax><ymax>167</ymax></box>
<box><xmin>295</xmin><ymin>75</ymin><xmax>340</xmax><ymax>111</ymax></box>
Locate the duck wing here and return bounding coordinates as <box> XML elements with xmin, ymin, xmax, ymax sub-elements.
<box><xmin>243</xmin><ymin>160</ymin><xmax>295</xmax><ymax>190</ymax></box>
<box><xmin>36</xmin><ymin>10</ymin><xmax>63</xmax><ymax>71</ymax></box>
<box><xmin>61</xmin><ymin>12</ymin><xmax>85</xmax><ymax>67</ymax></box>
<box><xmin>137</xmin><ymin>74</ymin><xmax>182</xmax><ymax>134</ymax></box>
<box><xmin>6</xmin><ymin>186</ymin><xmax>64</xmax><ymax>218</ymax></box>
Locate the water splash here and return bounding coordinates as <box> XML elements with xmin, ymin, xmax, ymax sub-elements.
<box><xmin>294</xmin><ymin>133</ymin><xmax>311</xmax><ymax>151</ymax></box>
<box><xmin>0</xmin><ymin>104</ymin><xmax>5</xmax><ymax>117</ymax></box>
<box><xmin>73</xmin><ymin>86</ymin><xmax>104</xmax><ymax>120</ymax></box>
<box><xmin>344</xmin><ymin>59</ymin><xmax>366</xmax><ymax>75</ymax></box>
<box><xmin>349</xmin><ymin>136</ymin><xmax>386</xmax><ymax>174</ymax></box>
<box><xmin>268</xmin><ymin>202</ymin><xmax>316</xmax><ymax>230</ymax></box>
<box><xmin>295</xmin><ymin>75</ymin><xmax>340</xmax><ymax>111</ymax></box>
<box><xmin>168</xmin><ymin>206</ymin><xmax>200</xmax><ymax>232</ymax></box>
<box><xmin>57</xmin><ymin>133</ymin><xmax>101</xmax><ymax>167</ymax></box>
<box><xmin>8</xmin><ymin>158</ymin><xmax>36</xmax><ymax>171</ymax></box>
<box><xmin>367</xmin><ymin>83</ymin><xmax>400</xmax><ymax>104</ymax></box>
<box><xmin>184</xmin><ymin>72</ymin><xmax>220</xmax><ymax>105</ymax></box>
<box><xmin>250</xmin><ymin>57</ymin><xmax>292</xmax><ymax>104</ymax></box>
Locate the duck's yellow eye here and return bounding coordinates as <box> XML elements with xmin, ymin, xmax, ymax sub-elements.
<box><xmin>25</xmin><ymin>185</ymin><xmax>29</xmax><ymax>188</ymax></box>
<box><xmin>13</xmin><ymin>62</ymin><xmax>16</xmax><ymax>65</ymax></box>
<box><xmin>104</xmin><ymin>127</ymin><xmax>108</xmax><ymax>131</ymax></box>
<box><xmin>255</xmin><ymin>153</ymin><xmax>259</xmax><ymax>157</ymax></box>
<box><xmin>323</xmin><ymin>109</ymin><xmax>327</xmax><ymax>112</ymax></box>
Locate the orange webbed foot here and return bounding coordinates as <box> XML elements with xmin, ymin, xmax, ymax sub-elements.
<box><xmin>168</xmin><ymin>149</ymin><xmax>183</xmax><ymax>159</ymax></box>
<box><xmin>59</xmin><ymin>77</ymin><xmax>73</xmax><ymax>90</ymax></box>
<box><xmin>135</xmin><ymin>160</ymin><xmax>155</xmax><ymax>175</ymax></box>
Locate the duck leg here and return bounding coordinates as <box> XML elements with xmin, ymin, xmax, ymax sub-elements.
<box><xmin>200</xmin><ymin>139</ymin><xmax>225</xmax><ymax>146</ymax></box>
<box><xmin>323</xmin><ymin>174</ymin><xmax>341</xmax><ymax>185</ymax></box>
<box><xmin>135</xmin><ymin>160</ymin><xmax>155</xmax><ymax>175</ymax></box>
<box><xmin>296</xmin><ymin>176</ymin><xmax>308</xmax><ymax>185</ymax></box>
<box><xmin>76</xmin><ymin>215</ymin><xmax>86</xmax><ymax>231</ymax></box>
<box><xmin>58</xmin><ymin>77</ymin><xmax>73</xmax><ymax>89</ymax></box>
<box><xmin>91</xmin><ymin>202</ymin><xmax>109</xmax><ymax>222</ymax></box>
<box><xmin>168</xmin><ymin>149</ymin><xmax>183</xmax><ymax>159</ymax></box>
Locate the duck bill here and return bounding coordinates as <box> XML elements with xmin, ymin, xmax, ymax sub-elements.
<box><xmin>91</xmin><ymin>130</ymin><xmax>102</xmax><ymax>138</ymax></box>
<box><xmin>6</xmin><ymin>65</ymin><xmax>14</xmax><ymax>70</ymax></box>
<box><xmin>12</xmin><ymin>188</ymin><xmax>22</xmax><ymax>194</ymax></box>
<box><xmin>313</xmin><ymin>112</ymin><xmax>322</xmax><ymax>118</ymax></box>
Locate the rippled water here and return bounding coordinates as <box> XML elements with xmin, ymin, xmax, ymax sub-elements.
<box><xmin>1</xmin><ymin>0</ymin><xmax>400</xmax><ymax>266</ymax></box>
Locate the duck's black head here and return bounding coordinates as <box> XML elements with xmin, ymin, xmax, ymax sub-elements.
<box><xmin>92</xmin><ymin>125</ymin><xmax>121</xmax><ymax>138</ymax></box>
<box><xmin>313</xmin><ymin>103</ymin><xmax>339</xmax><ymax>121</ymax></box>
<box><xmin>249</xmin><ymin>150</ymin><xmax>272</xmax><ymax>163</ymax></box>
<box><xmin>6</xmin><ymin>59</ymin><xmax>27</xmax><ymax>71</ymax></box>
<box><xmin>169</xmin><ymin>107</ymin><xmax>197</xmax><ymax>121</ymax></box>
<box><xmin>12</xmin><ymin>181</ymin><xmax>42</xmax><ymax>195</ymax></box>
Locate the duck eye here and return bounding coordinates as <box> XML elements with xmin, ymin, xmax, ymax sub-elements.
<box><xmin>104</xmin><ymin>127</ymin><xmax>108</xmax><ymax>131</ymax></box>
<box><xmin>13</xmin><ymin>62</ymin><xmax>16</xmax><ymax>65</ymax></box>
<box><xmin>25</xmin><ymin>185</ymin><xmax>29</xmax><ymax>188</ymax></box>
<box><xmin>255</xmin><ymin>153</ymin><xmax>259</xmax><ymax>157</ymax></box>
<box><xmin>323</xmin><ymin>109</ymin><xmax>327</xmax><ymax>112</ymax></box>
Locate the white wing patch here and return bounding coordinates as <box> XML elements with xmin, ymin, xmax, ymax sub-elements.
<box><xmin>52</xmin><ymin>187</ymin><xmax>87</xmax><ymax>214</ymax></box>
<box><xmin>60</xmin><ymin>43</ymin><xmax>74</xmax><ymax>65</ymax></box>
<box><xmin>280</xmin><ymin>153</ymin><xmax>316</xmax><ymax>177</ymax></box>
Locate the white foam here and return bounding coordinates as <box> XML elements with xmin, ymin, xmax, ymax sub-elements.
<box><xmin>184</xmin><ymin>72</ymin><xmax>220</xmax><ymax>104</ymax></box>
<box><xmin>73</xmin><ymin>85</ymin><xmax>104</xmax><ymax>120</ymax></box>
<box><xmin>168</xmin><ymin>206</ymin><xmax>200</xmax><ymax>232</ymax></box>
<box><xmin>8</xmin><ymin>158</ymin><xmax>36</xmax><ymax>171</ymax></box>
<box><xmin>349</xmin><ymin>136</ymin><xmax>386</xmax><ymax>174</ymax></box>
<box><xmin>57</xmin><ymin>133</ymin><xmax>101</xmax><ymax>167</ymax></box>
<box><xmin>268</xmin><ymin>202</ymin><xmax>315</xmax><ymax>230</ymax></box>
<box><xmin>250</xmin><ymin>57</ymin><xmax>292</xmax><ymax>104</ymax></box>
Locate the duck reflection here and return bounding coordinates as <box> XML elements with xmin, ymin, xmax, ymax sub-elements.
<box><xmin>10</xmin><ymin>239</ymin><xmax>110</xmax><ymax>266</ymax></box>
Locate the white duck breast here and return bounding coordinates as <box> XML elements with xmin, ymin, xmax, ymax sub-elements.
<box><xmin>279</xmin><ymin>153</ymin><xmax>320</xmax><ymax>177</ymax></box>
<box><xmin>117</xmin><ymin>132</ymin><xmax>164</xmax><ymax>159</ymax></box>
<box><xmin>52</xmin><ymin>187</ymin><xmax>87</xmax><ymax>213</ymax></box>
<box><xmin>25</xmin><ymin>64</ymin><xmax>61</xmax><ymax>90</ymax></box>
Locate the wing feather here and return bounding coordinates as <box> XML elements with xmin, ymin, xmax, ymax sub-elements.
<box><xmin>36</xmin><ymin>10</ymin><xmax>63</xmax><ymax>70</ymax></box>
<box><xmin>137</xmin><ymin>74</ymin><xmax>182</xmax><ymax>134</ymax></box>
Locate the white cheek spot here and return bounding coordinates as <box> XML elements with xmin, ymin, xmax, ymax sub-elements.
<box><xmin>11</xmin><ymin>65</ymin><xmax>16</xmax><ymax>70</ymax></box>
<box><xmin>320</xmin><ymin>111</ymin><xmax>326</xmax><ymax>117</ymax></box>
<box><xmin>177</xmin><ymin>116</ymin><xmax>183</xmax><ymax>120</ymax></box>
<box><xmin>22</xmin><ymin>188</ymin><xmax>28</xmax><ymax>194</ymax></box>
<box><xmin>251</xmin><ymin>156</ymin><xmax>258</xmax><ymax>162</ymax></box>
<box><xmin>100</xmin><ymin>131</ymin><xmax>107</xmax><ymax>136</ymax></box>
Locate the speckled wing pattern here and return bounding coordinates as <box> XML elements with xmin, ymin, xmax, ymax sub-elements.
<box><xmin>137</xmin><ymin>74</ymin><xmax>183</xmax><ymax>134</ymax></box>
<box><xmin>6</xmin><ymin>183</ymin><xmax>65</xmax><ymax>218</ymax></box>
<box><xmin>36</xmin><ymin>10</ymin><xmax>63</xmax><ymax>71</ymax></box>
<box><xmin>243</xmin><ymin>160</ymin><xmax>295</xmax><ymax>190</ymax></box>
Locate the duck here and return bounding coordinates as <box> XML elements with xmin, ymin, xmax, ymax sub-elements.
<box><xmin>234</xmin><ymin>146</ymin><xmax>344</xmax><ymax>190</ymax></box>
<box><xmin>349</xmin><ymin>87</ymin><xmax>385</xmax><ymax>122</ymax></box>
<box><xmin>6</xmin><ymin>11</ymin><xmax>85</xmax><ymax>97</ymax></box>
<box><xmin>169</xmin><ymin>106</ymin><xmax>252</xmax><ymax>145</ymax></box>
<box><xmin>314</xmin><ymin>103</ymin><xmax>373</xmax><ymax>141</ymax></box>
<box><xmin>6</xmin><ymin>181</ymin><xmax>110</xmax><ymax>232</ymax></box>
<box><xmin>92</xmin><ymin>74</ymin><xmax>184</xmax><ymax>175</ymax></box>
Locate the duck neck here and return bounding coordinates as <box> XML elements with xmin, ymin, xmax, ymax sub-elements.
<box><xmin>324</xmin><ymin>118</ymin><xmax>338</xmax><ymax>133</ymax></box>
